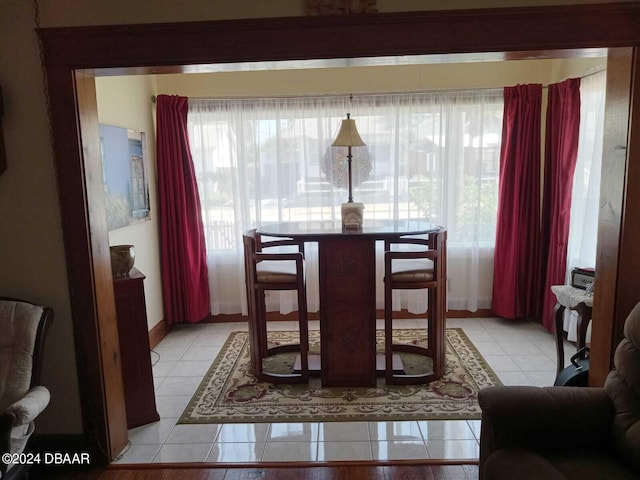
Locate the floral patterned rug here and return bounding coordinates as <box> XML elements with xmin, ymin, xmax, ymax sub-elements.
<box><xmin>178</xmin><ymin>328</ymin><xmax>501</xmax><ymax>424</ymax></box>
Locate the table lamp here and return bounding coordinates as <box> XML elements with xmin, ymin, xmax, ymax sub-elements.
<box><xmin>332</xmin><ymin>113</ymin><xmax>366</xmax><ymax>228</ymax></box>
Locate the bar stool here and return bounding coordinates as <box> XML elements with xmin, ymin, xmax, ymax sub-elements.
<box><xmin>242</xmin><ymin>229</ymin><xmax>309</xmax><ymax>383</ymax></box>
<box><xmin>383</xmin><ymin>229</ymin><xmax>447</xmax><ymax>384</ymax></box>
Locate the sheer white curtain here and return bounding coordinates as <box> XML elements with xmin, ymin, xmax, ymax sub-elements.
<box><xmin>563</xmin><ymin>71</ymin><xmax>606</xmax><ymax>340</ymax></box>
<box><xmin>188</xmin><ymin>91</ymin><xmax>504</xmax><ymax>316</ymax></box>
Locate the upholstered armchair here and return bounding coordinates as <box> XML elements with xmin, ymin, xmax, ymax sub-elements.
<box><xmin>0</xmin><ymin>298</ymin><xmax>53</xmax><ymax>480</ymax></box>
<box><xmin>478</xmin><ymin>301</ymin><xmax>640</xmax><ymax>480</ymax></box>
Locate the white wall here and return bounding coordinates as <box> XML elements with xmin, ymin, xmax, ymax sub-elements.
<box><xmin>96</xmin><ymin>76</ymin><xmax>164</xmax><ymax>330</ymax></box>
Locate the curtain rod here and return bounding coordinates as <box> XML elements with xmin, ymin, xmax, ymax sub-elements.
<box><xmin>182</xmin><ymin>87</ymin><xmax>505</xmax><ymax>102</ymax></box>
<box><xmin>579</xmin><ymin>67</ymin><xmax>607</xmax><ymax>80</ymax></box>
<box><xmin>542</xmin><ymin>67</ymin><xmax>606</xmax><ymax>88</ymax></box>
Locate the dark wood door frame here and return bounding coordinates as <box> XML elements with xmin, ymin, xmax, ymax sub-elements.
<box><xmin>38</xmin><ymin>3</ymin><xmax>640</xmax><ymax>464</ymax></box>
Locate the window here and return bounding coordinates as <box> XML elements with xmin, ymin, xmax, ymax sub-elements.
<box><xmin>188</xmin><ymin>91</ymin><xmax>503</xmax><ymax>315</ymax></box>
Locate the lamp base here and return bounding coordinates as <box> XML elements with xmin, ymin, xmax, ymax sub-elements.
<box><xmin>341</xmin><ymin>202</ymin><xmax>364</xmax><ymax>229</ymax></box>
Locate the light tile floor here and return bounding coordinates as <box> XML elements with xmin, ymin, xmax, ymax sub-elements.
<box><xmin>113</xmin><ymin>317</ymin><xmax>575</xmax><ymax>464</ymax></box>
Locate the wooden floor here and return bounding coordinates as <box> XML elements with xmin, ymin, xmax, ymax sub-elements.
<box><xmin>32</xmin><ymin>463</ymin><xmax>479</xmax><ymax>480</ymax></box>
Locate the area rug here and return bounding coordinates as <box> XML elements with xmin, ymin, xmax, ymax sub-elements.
<box><xmin>178</xmin><ymin>328</ymin><xmax>501</xmax><ymax>424</ymax></box>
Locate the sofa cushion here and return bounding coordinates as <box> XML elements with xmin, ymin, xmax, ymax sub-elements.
<box><xmin>483</xmin><ymin>448</ymin><xmax>567</xmax><ymax>480</ymax></box>
<box><xmin>547</xmin><ymin>449</ymin><xmax>640</xmax><ymax>480</ymax></box>
<box><xmin>605</xmin><ymin>301</ymin><xmax>640</xmax><ymax>475</ymax></box>
<box><xmin>484</xmin><ymin>448</ymin><xmax>639</xmax><ymax>480</ymax></box>
<box><xmin>479</xmin><ymin>385</ymin><xmax>613</xmax><ymax>452</ymax></box>
<box><xmin>625</xmin><ymin>303</ymin><xmax>640</xmax><ymax>350</ymax></box>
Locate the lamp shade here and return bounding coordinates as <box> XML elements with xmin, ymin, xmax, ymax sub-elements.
<box><xmin>331</xmin><ymin>114</ymin><xmax>365</xmax><ymax>147</ymax></box>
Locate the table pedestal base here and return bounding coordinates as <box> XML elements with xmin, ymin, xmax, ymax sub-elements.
<box><xmin>319</xmin><ymin>237</ymin><xmax>377</xmax><ymax>386</ymax></box>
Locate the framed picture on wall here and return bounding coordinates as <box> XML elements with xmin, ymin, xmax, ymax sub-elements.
<box><xmin>99</xmin><ymin>124</ymin><xmax>150</xmax><ymax>230</ymax></box>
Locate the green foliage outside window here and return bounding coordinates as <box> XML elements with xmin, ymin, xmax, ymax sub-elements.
<box><xmin>409</xmin><ymin>175</ymin><xmax>498</xmax><ymax>243</ymax></box>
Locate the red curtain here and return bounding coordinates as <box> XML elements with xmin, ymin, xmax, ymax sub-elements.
<box><xmin>492</xmin><ymin>84</ymin><xmax>542</xmax><ymax>319</ymax></box>
<box><xmin>539</xmin><ymin>79</ymin><xmax>581</xmax><ymax>331</ymax></box>
<box><xmin>156</xmin><ymin>94</ymin><xmax>210</xmax><ymax>324</ymax></box>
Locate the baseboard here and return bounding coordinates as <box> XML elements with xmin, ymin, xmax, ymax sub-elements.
<box><xmin>149</xmin><ymin>318</ymin><xmax>169</xmax><ymax>349</ymax></box>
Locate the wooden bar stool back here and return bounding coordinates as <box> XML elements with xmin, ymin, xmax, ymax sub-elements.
<box><xmin>242</xmin><ymin>229</ymin><xmax>309</xmax><ymax>383</ymax></box>
<box><xmin>383</xmin><ymin>228</ymin><xmax>447</xmax><ymax>384</ymax></box>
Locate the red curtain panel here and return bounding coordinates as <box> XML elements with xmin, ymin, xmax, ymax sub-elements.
<box><xmin>156</xmin><ymin>94</ymin><xmax>210</xmax><ymax>324</ymax></box>
<box><xmin>540</xmin><ymin>79</ymin><xmax>581</xmax><ymax>331</ymax></box>
<box><xmin>492</xmin><ymin>84</ymin><xmax>542</xmax><ymax>319</ymax></box>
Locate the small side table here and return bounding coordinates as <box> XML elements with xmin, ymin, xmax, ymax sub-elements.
<box><xmin>551</xmin><ymin>285</ymin><xmax>594</xmax><ymax>375</ymax></box>
<box><xmin>113</xmin><ymin>268</ymin><xmax>160</xmax><ymax>428</ymax></box>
